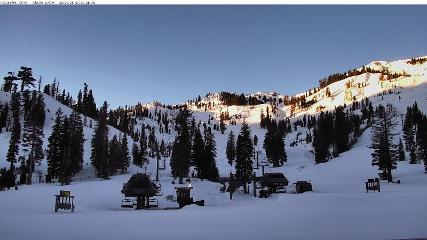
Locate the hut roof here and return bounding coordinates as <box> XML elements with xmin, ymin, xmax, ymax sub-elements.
<box><xmin>260</xmin><ymin>173</ymin><xmax>289</xmax><ymax>186</ymax></box>
<box><xmin>121</xmin><ymin>173</ymin><xmax>159</xmax><ymax>197</ymax></box>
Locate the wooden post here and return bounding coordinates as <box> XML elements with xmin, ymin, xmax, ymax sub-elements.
<box><xmin>156</xmin><ymin>157</ymin><xmax>159</xmax><ymax>182</ymax></box>
<box><xmin>261</xmin><ymin>165</ymin><xmax>265</xmax><ymax>176</ymax></box>
<box><xmin>253</xmin><ymin>172</ymin><xmax>256</xmax><ymax>197</ymax></box>
<box><xmin>256</xmin><ymin>152</ymin><xmax>259</xmax><ymax>168</ymax></box>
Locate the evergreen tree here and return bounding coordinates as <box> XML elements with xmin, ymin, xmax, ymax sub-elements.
<box><xmin>132</xmin><ymin>143</ymin><xmax>140</xmax><ymax>166</ymax></box>
<box><xmin>69</xmin><ymin>110</ymin><xmax>85</xmax><ymax>175</ymax></box>
<box><xmin>226</xmin><ymin>131</ymin><xmax>236</xmax><ymax>166</ymax></box>
<box><xmin>0</xmin><ymin>104</ymin><xmax>8</xmax><ymax>133</ymax></box>
<box><xmin>58</xmin><ymin>116</ymin><xmax>72</xmax><ymax>185</ymax></box>
<box><xmin>47</xmin><ymin>109</ymin><xmax>63</xmax><ymax>179</ymax></box>
<box><xmin>6</xmin><ymin>92</ymin><xmax>21</xmax><ymax>172</ymax></box>
<box><xmin>312</xmin><ymin>111</ymin><xmax>334</xmax><ymax>163</ymax></box>
<box><xmin>120</xmin><ymin>134</ymin><xmax>130</xmax><ymax>173</ymax></box>
<box><xmin>91</xmin><ymin>101</ymin><xmax>110</xmax><ymax>179</ymax></box>
<box><xmin>17</xmin><ymin>66</ymin><xmax>36</xmax><ymax>91</ymax></box>
<box><xmin>204</xmin><ymin>128</ymin><xmax>219</xmax><ymax>181</ymax></box>
<box><xmin>370</xmin><ymin>104</ymin><xmax>398</xmax><ymax>182</ymax></box>
<box><xmin>403</xmin><ymin>107</ymin><xmax>415</xmax><ymax>151</ymax></box>
<box><xmin>76</xmin><ymin>90</ymin><xmax>83</xmax><ymax>113</ymax></box>
<box><xmin>2</xmin><ymin>72</ymin><xmax>19</xmax><ymax>92</ymax></box>
<box><xmin>170</xmin><ymin>108</ymin><xmax>191</xmax><ymax>179</ymax></box>
<box><xmin>137</xmin><ymin>124</ymin><xmax>147</xmax><ymax>167</ymax></box>
<box><xmin>192</xmin><ymin>127</ymin><xmax>205</xmax><ymax>176</ymax></box>
<box><xmin>235</xmin><ymin>121</ymin><xmax>253</xmax><ymax>194</ymax></box>
<box><xmin>219</xmin><ymin>118</ymin><xmax>226</xmax><ymax>134</ymax></box>
<box><xmin>416</xmin><ymin>116</ymin><xmax>427</xmax><ymax>171</ymax></box>
<box><xmin>109</xmin><ymin>135</ymin><xmax>121</xmax><ymax>174</ymax></box>
<box><xmin>409</xmin><ymin>146</ymin><xmax>417</xmax><ymax>164</ymax></box>
<box><xmin>263</xmin><ymin>122</ymin><xmax>287</xmax><ymax>167</ymax></box>
<box><xmin>86</xmin><ymin>90</ymin><xmax>97</xmax><ymax>119</ymax></box>
<box><xmin>334</xmin><ymin>106</ymin><xmax>350</xmax><ymax>154</ymax></box>
<box><xmin>22</xmin><ymin>92</ymin><xmax>45</xmax><ymax>184</ymax></box>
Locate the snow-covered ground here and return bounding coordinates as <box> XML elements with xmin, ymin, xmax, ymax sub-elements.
<box><xmin>1</xmin><ymin>128</ymin><xmax>427</xmax><ymax>240</ymax></box>
<box><xmin>1</xmin><ymin>55</ymin><xmax>427</xmax><ymax>239</ymax></box>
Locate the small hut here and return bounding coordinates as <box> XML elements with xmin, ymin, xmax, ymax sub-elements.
<box><xmin>121</xmin><ymin>173</ymin><xmax>160</xmax><ymax>209</ymax></box>
<box><xmin>259</xmin><ymin>173</ymin><xmax>289</xmax><ymax>193</ymax></box>
<box><xmin>175</xmin><ymin>185</ymin><xmax>204</xmax><ymax>208</ymax></box>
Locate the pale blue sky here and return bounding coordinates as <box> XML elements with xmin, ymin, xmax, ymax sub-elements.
<box><xmin>0</xmin><ymin>5</ymin><xmax>426</xmax><ymax>108</ymax></box>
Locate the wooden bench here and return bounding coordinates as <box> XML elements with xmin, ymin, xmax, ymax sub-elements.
<box><xmin>55</xmin><ymin>190</ymin><xmax>75</xmax><ymax>212</ymax></box>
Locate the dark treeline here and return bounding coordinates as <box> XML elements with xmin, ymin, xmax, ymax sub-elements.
<box><xmin>318</xmin><ymin>66</ymin><xmax>410</xmax><ymax>89</ymax></box>
<box><xmin>407</xmin><ymin>57</ymin><xmax>427</xmax><ymax>65</ymax></box>
<box><xmin>403</xmin><ymin>102</ymin><xmax>427</xmax><ymax>170</ymax></box>
<box><xmin>312</xmin><ymin>104</ymin><xmax>365</xmax><ymax>164</ymax></box>
<box><xmin>47</xmin><ymin>109</ymin><xmax>85</xmax><ymax>185</ymax></box>
<box><xmin>259</xmin><ymin>106</ymin><xmax>289</xmax><ymax>167</ymax></box>
<box><xmin>91</xmin><ymin>101</ymin><xmax>131</xmax><ymax>180</ymax></box>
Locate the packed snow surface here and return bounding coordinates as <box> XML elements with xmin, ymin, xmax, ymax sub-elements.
<box><xmin>1</xmin><ymin>129</ymin><xmax>427</xmax><ymax>240</ymax></box>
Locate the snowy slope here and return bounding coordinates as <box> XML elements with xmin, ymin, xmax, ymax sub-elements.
<box><xmin>0</xmin><ymin>92</ymin><xmax>136</xmax><ymax>180</ymax></box>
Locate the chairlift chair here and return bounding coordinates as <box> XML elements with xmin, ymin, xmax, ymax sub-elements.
<box><xmin>121</xmin><ymin>198</ymin><xmax>135</xmax><ymax>208</ymax></box>
<box><xmin>149</xmin><ymin>198</ymin><xmax>159</xmax><ymax>208</ymax></box>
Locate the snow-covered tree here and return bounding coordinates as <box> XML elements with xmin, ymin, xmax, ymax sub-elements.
<box><xmin>370</xmin><ymin>104</ymin><xmax>399</xmax><ymax>182</ymax></box>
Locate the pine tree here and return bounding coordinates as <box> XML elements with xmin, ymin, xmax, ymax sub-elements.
<box><xmin>235</xmin><ymin>121</ymin><xmax>253</xmax><ymax>194</ymax></box>
<box><xmin>86</xmin><ymin>90</ymin><xmax>97</xmax><ymax>119</ymax></box>
<box><xmin>2</xmin><ymin>72</ymin><xmax>19</xmax><ymax>92</ymax></box>
<box><xmin>409</xmin><ymin>146</ymin><xmax>417</xmax><ymax>164</ymax></box>
<box><xmin>275</xmin><ymin>132</ymin><xmax>287</xmax><ymax>166</ymax></box>
<box><xmin>17</xmin><ymin>66</ymin><xmax>36</xmax><ymax>91</ymax></box>
<box><xmin>219</xmin><ymin>118</ymin><xmax>226</xmax><ymax>134</ymax></box>
<box><xmin>132</xmin><ymin>143</ymin><xmax>140</xmax><ymax>166</ymax></box>
<box><xmin>312</xmin><ymin>111</ymin><xmax>334</xmax><ymax>163</ymax></box>
<box><xmin>0</xmin><ymin>103</ymin><xmax>8</xmax><ymax>133</ymax></box>
<box><xmin>69</xmin><ymin>110</ymin><xmax>85</xmax><ymax>175</ymax></box>
<box><xmin>403</xmin><ymin>107</ymin><xmax>415</xmax><ymax>151</ymax></box>
<box><xmin>47</xmin><ymin>109</ymin><xmax>63</xmax><ymax>179</ymax></box>
<box><xmin>192</xmin><ymin>127</ymin><xmax>205</xmax><ymax>177</ymax></box>
<box><xmin>170</xmin><ymin>108</ymin><xmax>191</xmax><ymax>179</ymax></box>
<box><xmin>6</xmin><ymin>92</ymin><xmax>21</xmax><ymax>172</ymax></box>
<box><xmin>91</xmin><ymin>101</ymin><xmax>110</xmax><ymax>179</ymax></box>
<box><xmin>204</xmin><ymin>128</ymin><xmax>219</xmax><ymax>181</ymax></box>
<box><xmin>416</xmin><ymin>116</ymin><xmax>427</xmax><ymax>171</ymax></box>
<box><xmin>22</xmin><ymin>92</ymin><xmax>45</xmax><ymax>184</ymax></box>
<box><xmin>58</xmin><ymin>116</ymin><xmax>72</xmax><ymax>185</ymax></box>
<box><xmin>334</xmin><ymin>106</ymin><xmax>350</xmax><ymax>154</ymax></box>
<box><xmin>109</xmin><ymin>135</ymin><xmax>120</xmax><ymax>174</ymax></box>
<box><xmin>226</xmin><ymin>131</ymin><xmax>236</xmax><ymax>166</ymax></box>
<box><xmin>82</xmin><ymin>83</ymin><xmax>89</xmax><ymax>115</ymax></box>
<box><xmin>148</xmin><ymin>128</ymin><xmax>157</xmax><ymax>157</ymax></box>
<box><xmin>76</xmin><ymin>90</ymin><xmax>83</xmax><ymax>113</ymax></box>
<box><xmin>370</xmin><ymin>104</ymin><xmax>398</xmax><ymax>182</ymax></box>
<box><xmin>138</xmin><ymin>124</ymin><xmax>147</xmax><ymax>167</ymax></box>
<box><xmin>263</xmin><ymin>122</ymin><xmax>287</xmax><ymax>167</ymax></box>
<box><xmin>120</xmin><ymin>134</ymin><xmax>130</xmax><ymax>173</ymax></box>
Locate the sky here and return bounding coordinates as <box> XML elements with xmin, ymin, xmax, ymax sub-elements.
<box><xmin>0</xmin><ymin>5</ymin><xmax>426</xmax><ymax>108</ymax></box>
